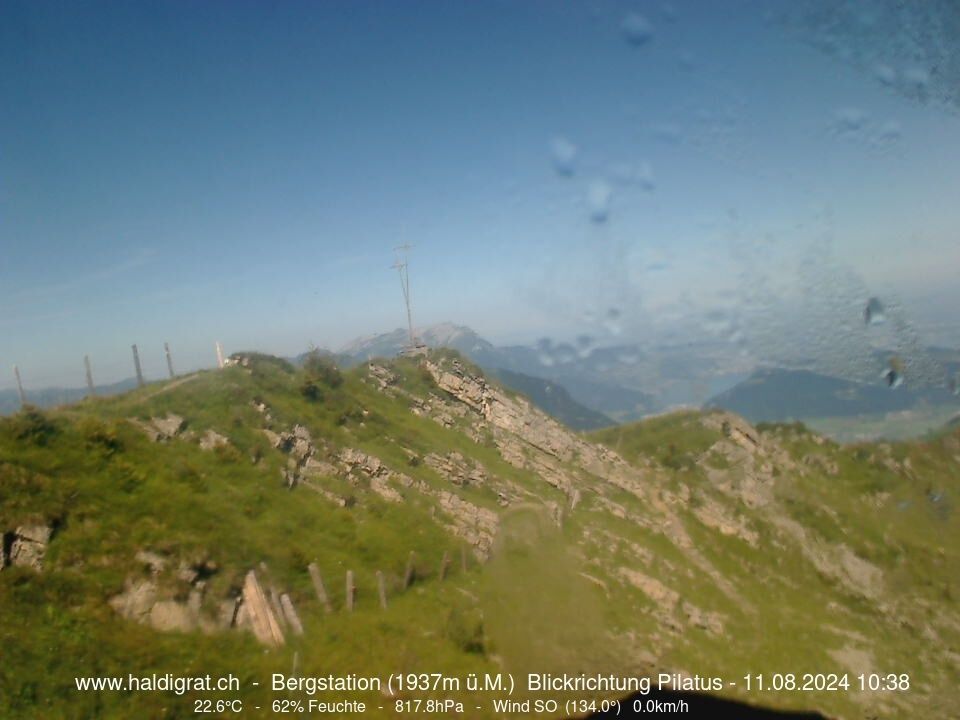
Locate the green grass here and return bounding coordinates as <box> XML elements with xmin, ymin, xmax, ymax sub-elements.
<box><xmin>588</xmin><ymin>410</ymin><xmax>723</xmax><ymax>469</ymax></box>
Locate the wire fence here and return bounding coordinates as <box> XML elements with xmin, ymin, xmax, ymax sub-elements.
<box><xmin>3</xmin><ymin>341</ymin><xmax>229</xmax><ymax>413</ymax></box>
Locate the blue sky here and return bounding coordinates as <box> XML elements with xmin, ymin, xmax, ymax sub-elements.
<box><xmin>2</xmin><ymin>1</ymin><xmax>959</xmax><ymax>388</ymax></box>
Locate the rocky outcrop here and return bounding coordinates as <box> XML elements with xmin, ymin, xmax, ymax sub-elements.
<box><xmin>424</xmin><ymin>357</ymin><xmax>647</xmax><ymax>503</ymax></box>
<box><xmin>199</xmin><ymin>429</ymin><xmax>230</xmax><ymax>451</ymax></box>
<box><xmin>436</xmin><ymin>491</ymin><xmax>498</xmax><ymax>559</ymax></box>
<box><xmin>367</xmin><ymin>363</ymin><xmax>398</xmax><ymax>390</ymax></box>
<box><xmin>264</xmin><ymin>424</ymin><xmax>322</xmax><ymax>489</ymax></box>
<box><xmin>130</xmin><ymin>414</ymin><xmax>186</xmax><ymax>442</ymax></box>
<box><xmin>110</xmin><ymin>551</ymin><xmax>231</xmax><ymax>635</ymax></box>
<box><xmin>423</xmin><ymin>451</ymin><xmax>488</xmax><ymax>487</ymax></box>
<box><xmin>3</xmin><ymin>524</ymin><xmax>53</xmax><ymax>570</ymax></box>
<box><xmin>706</xmin><ymin>412</ymin><xmax>760</xmax><ymax>451</ymax></box>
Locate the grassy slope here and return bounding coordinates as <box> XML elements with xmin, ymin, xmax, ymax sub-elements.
<box><xmin>1</xmin><ymin>355</ymin><xmax>958</xmax><ymax>719</ymax></box>
<box><xmin>588</xmin><ymin>414</ymin><xmax>959</xmax><ymax>719</ymax></box>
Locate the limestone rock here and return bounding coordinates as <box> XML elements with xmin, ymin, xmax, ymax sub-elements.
<box><xmin>109</xmin><ymin>578</ymin><xmax>158</xmax><ymax>622</ymax></box>
<box><xmin>423</xmin><ymin>452</ymin><xmax>488</xmax><ymax>487</ymax></box>
<box><xmin>150</xmin><ymin>600</ymin><xmax>197</xmax><ymax>632</ymax></box>
<box><xmin>199</xmin><ymin>429</ymin><xmax>230</xmax><ymax>451</ymax></box>
<box><xmin>368</xmin><ymin>363</ymin><xmax>398</xmax><ymax>389</ymax></box>
<box><xmin>436</xmin><ymin>491</ymin><xmax>498</xmax><ymax>559</ymax></box>
<box><xmin>152</xmin><ymin>414</ymin><xmax>186</xmax><ymax>439</ymax></box>
<box><xmin>135</xmin><ymin>550</ymin><xmax>168</xmax><ymax>573</ymax></box>
<box><xmin>131</xmin><ymin>413</ymin><xmax>186</xmax><ymax>442</ymax></box>
<box><xmin>7</xmin><ymin>524</ymin><xmax>52</xmax><ymax>570</ymax></box>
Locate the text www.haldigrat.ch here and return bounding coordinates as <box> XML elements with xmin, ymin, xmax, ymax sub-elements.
<box><xmin>74</xmin><ymin>673</ymin><xmax>239</xmax><ymax>695</ymax></box>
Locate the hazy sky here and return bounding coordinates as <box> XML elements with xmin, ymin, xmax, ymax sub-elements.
<box><xmin>2</xmin><ymin>1</ymin><xmax>959</xmax><ymax>388</ymax></box>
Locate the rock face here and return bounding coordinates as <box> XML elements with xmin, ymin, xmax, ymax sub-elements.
<box><xmin>423</xmin><ymin>357</ymin><xmax>644</xmax><ymax>502</ymax></box>
<box><xmin>264</xmin><ymin>424</ymin><xmax>320</xmax><ymax>488</ymax></box>
<box><xmin>109</xmin><ymin>551</ymin><xmax>231</xmax><ymax>635</ymax></box>
<box><xmin>130</xmin><ymin>414</ymin><xmax>186</xmax><ymax>442</ymax></box>
<box><xmin>3</xmin><ymin>524</ymin><xmax>53</xmax><ymax>570</ymax></box>
<box><xmin>199</xmin><ymin>429</ymin><xmax>230</xmax><ymax>451</ymax></box>
<box><xmin>423</xmin><ymin>452</ymin><xmax>487</xmax><ymax>488</ymax></box>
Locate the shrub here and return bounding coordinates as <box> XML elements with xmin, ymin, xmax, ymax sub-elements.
<box><xmin>6</xmin><ymin>407</ymin><xmax>59</xmax><ymax>446</ymax></box>
<box><xmin>443</xmin><ymin>607</ymin><xmax>486</xmax><ymax>655</ymax></box>
<box><xmin>78</xmin><ymin>418</ymin><xmax>123</xmax><ymax>456</ymax></box>
<box><xmin>303</xmin><ymin>351</ymin><xmax>343</xmax><ymax>388</ymax></box>
<box><xmin>300</xmin><ymin>379</ymin><xmax>324</xmax><ymax>402</ymax></box>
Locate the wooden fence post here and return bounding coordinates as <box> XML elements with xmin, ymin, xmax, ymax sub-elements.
<box><xmin>164</xmin><ymin>342</ymin><xmax>175</xmax><ymax>379</ymax></box>
<box><xmin>461</xmin><ymin>545</ymin><xmax>468</xmax><ymax>573</ymax></box>
<box><xmin>308</xmin><ymin>562</ymin><xmax>333</xmax><ymax>613</ymax></box>
<box><xmin>376</xmin><ymin>570</ymin><xmax>388</xmax><ymax>609</ymax></box>
<box><xmin>439</xmin><ymin>551</ymin><xmax>450</xmax><ymax>581</ymax></box>
<box><xmin>345</xmin><ymin>570</ymin><xmax>355</xmax><ymax>612</ymax></box>
<box><xmin>280</xmin><ymin>593</ymin><xmax>304</xmax><ymax>636</ymax></box>
<box><xmin>403</xmin><ymin>551</ymin><xmax>416</xmax><ymax>589</ymax></box>
<box><xmin>131</xmin><ymin>344</ymin><xmax>145</xmax><ymax>387</ymax></box>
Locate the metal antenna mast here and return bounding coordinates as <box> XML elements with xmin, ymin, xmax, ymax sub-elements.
<box><xmin>392</xmin><ymin>243</ymin><xmax>416</xmax><ymax>350</ymax></box>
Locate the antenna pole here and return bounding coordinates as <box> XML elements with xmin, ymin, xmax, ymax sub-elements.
<box><xmin>392</xmin><ymin>244</ymin><xmax>416</xmax><ymax>350</ymax></box>
<box><xmin>84</xmin><ymin>355</ymin><xmax>96</xmax><ymax>397</ymax></box>
<box><xmin>13</xmin><ymin>365</ymin><xmax>26</xmax><ymax>408</ymax></box>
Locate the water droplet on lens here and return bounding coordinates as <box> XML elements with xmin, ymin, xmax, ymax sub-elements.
<box><xmin>864</xmin><ymin>297</ymin><xmax>886</xmax><ymax>326</ymax></box>
<box><xmin>902</xmin><ymin>66</ymin><xmax>930</xmax><ymax>94</ymax></box>
<box><xmin>550</xmin><ymin>136</ymin><xmax>578</xmax><ymax>177</ymax></box>
<box><xmin>603</xmin><ymin>307</ymin><xmax>622</xmax><ymax>336</ymax></box>
<box><xmin>833</xmin><ymin>107</ymin><xmax>867</xmax><ymax>134</ymax></box>
<box><xmin>874</xmin><ymin>63</ymin><xmax>897</xmax><ymax>86</ymax></box>
<box><xmin>621</xmin><ymin>13</ymin><xmax>654</xmax><ymax>47</ymax></box>
<box><xmin>883</xmin><ymin>357</ymin><xmax>905</xmax><ymax>388</ymax></box>
<box><xmin>587</xmin><ymin>180</ymin><xmax>612</xmax><ymax>223</ymax></box>
<box><xmin>875</xmin><ymin>120</ymin><xmax>901</xmax><ymax>145</ymax></box>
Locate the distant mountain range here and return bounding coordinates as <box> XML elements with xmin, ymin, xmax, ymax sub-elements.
<box><xmin>0</xmin><ymin>377</ymin><xmax>139</xmax><ymax>416</ymax></box>
<box><xmin>335</xmin><ymin>323</ymin><xmax>664</xmax><ymax>423</ymax></box>
<box><xmin>10</xmin><ymin>323</ymin><xmax>959</xmax><ymax>437</ymax></box>
<box><xmin>706</xmin><ymin>367</ymin><xmax>958</xmax><ymax>423</ymax></box>
<box><xmin>486</xmin><ymin>368</ymin><xmax>614</xmax><ymax>431</ymax></box>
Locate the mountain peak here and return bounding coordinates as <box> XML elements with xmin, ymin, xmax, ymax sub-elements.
<box><xmin>337</xmin><ymin>323</ymin><xmax>491</xmax><ymax>358</ymax></box>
